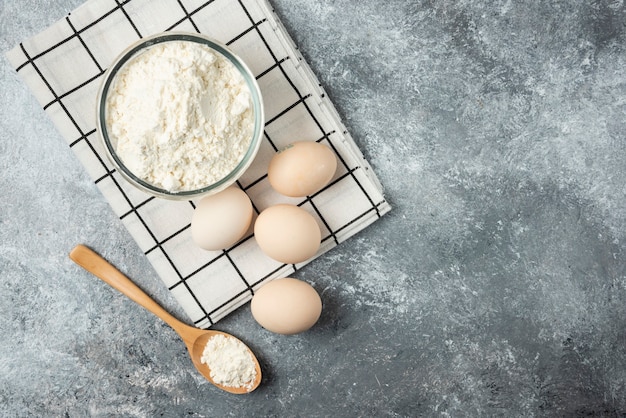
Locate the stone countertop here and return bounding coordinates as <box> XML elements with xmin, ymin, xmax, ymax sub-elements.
<box><xmin>2</xmin><ymin>0</ymin><xmax>625</xmax><ymax>416</ymax></box>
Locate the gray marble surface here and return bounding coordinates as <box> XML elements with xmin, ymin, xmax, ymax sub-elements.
<box><xmin>2</xmin><ymin>0</ymin><xmax>626</xmax><ymax>416</ymax></box>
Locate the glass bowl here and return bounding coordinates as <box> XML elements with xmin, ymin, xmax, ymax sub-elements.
<box><xmin>96</xmin><ymin>32</ymin><xmax>264</xmax><ymax>200</ymax></box>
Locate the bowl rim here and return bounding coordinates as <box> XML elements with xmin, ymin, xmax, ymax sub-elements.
<box><xmin>95</xmin><ymin>31</ymin><xmax>265</xmax><ymax>200</ymax></box>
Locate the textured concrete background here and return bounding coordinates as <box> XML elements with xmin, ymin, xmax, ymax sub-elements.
<box><xmin>2</xmin><ymin>0</ymin><xmax>626</xmax><ymax>416</ymax></box>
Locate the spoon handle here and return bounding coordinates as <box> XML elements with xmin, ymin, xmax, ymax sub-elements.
<box><xmin>69</xmin><ymin>244</ymin><xmax>190</xmax><ymax>334</ymax></box>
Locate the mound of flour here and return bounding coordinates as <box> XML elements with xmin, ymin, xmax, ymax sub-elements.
<box><xmin>201</xmin><ymin>334</ymin><xmax>257</xmax><ymax>391</ymax></box>
<box><xmin>105</xmin><ymin>40</ymin><xmax>254</xmax><ymax>192</ymax></box>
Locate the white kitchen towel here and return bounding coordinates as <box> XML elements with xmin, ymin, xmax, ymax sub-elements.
<box><xmin>6</xmin><ymin>0</ymin><xmax>391</xmax><ymax>328</ymax></box>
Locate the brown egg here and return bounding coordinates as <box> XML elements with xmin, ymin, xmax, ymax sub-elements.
<box><xmin>254</xmin><ymin>204</ymin><xmax>321</xmax><ymax>264</ymax></box>
<box><xmin>191</xmin><ymin>187</ymin><xmax>253</xmax><ymax>250</ymax></box>
<box><xmin>251</xmin><ymin>278</ymin><xmax>322</xmax><ymax>334</ymax></box>
<box><xmin>268</xmin><ymin>141</ymin><xmax>337</xmax><ymax>197</ymax></box>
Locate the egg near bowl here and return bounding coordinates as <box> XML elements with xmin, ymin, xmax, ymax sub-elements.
<box><xmin>191</xmin><ymin>187</ymin><xmax>253</xmax><ymax>250</ymax></box>
<box><xmin>268</xmin><ymin>141</ymin><xmax>337</xmax><ymax>197</ymax></box>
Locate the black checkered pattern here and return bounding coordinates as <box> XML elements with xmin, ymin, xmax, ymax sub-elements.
<box><xmin>8</xmin><ymin>0</ymin><xmax>390</xmax><ymax>328</ymax></box>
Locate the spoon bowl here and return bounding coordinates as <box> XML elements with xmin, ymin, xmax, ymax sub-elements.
<box><xmin>69</xmin><ymin>244</ymin><xmax>261</xmax><ymax>394</ymax></box>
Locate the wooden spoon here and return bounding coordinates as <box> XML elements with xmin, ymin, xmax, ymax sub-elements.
<box><xmin>69</xmin><ymin>244</ymin><xmax>261</xmax><ymax>394</ymax></box>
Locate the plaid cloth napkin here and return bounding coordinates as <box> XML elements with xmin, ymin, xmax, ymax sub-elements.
<box><xmin>6</xmin><ymin>0</ymin><xmax>391</xmax><ymax>328</ymax></box>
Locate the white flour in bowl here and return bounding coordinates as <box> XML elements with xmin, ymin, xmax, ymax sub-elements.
<box><xmin>105</xmin><ymin>40</ymin><xmax>254</xmax><ymax>192</ymax></box>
